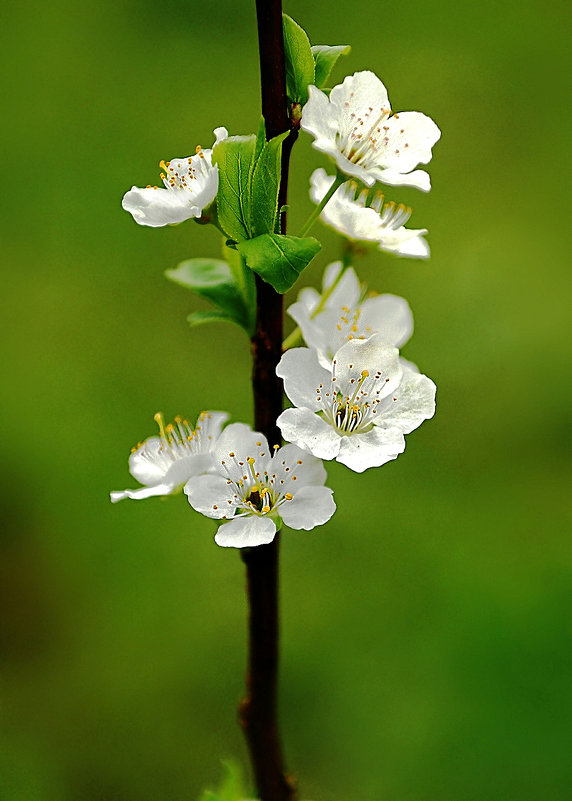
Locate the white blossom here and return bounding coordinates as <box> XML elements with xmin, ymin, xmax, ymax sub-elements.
<box><xmin>185</xmin><ymin>423</ymin><xmax>335</xmax><ymax>548</ymax></box>
<box><xmin>301</xmin><ymin>71</ymin><xmax>440</xmax><ymax>191</ymax></box>
<box><xmin>288</xmin><ymin>261</ymin><xmax>413</xmax><ymax>369</ymax></box>
<box><xmin>110</xmin><ymin>411</ymin><xmax>228</xmax><ymax>502</ymax></box>
<box><xmin>276</xmin><ymin>335</ymin><xmax>436</xmax><ymax>473</ymax></box>
<box><xmin>122</xmin><ymin>127</ymin><xmax>228</xmax><ymax>227</ymax></box>
<box><xmin>310</xmin><ymin>168</ymin><xmax>429</xmax><ymax>258</ymax></box>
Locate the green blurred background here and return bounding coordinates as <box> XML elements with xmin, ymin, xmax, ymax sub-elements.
<box><xmin>1</xmin><ymin>0</ymin><xmax>571</xmax><ymax>799</ymax></box>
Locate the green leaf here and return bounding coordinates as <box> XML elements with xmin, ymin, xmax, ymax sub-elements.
<box><xmin>311</xmin><ymin>44</ymin><xmax>351</xmax><ymax>89</ymax></box>
<box><xmin>166</xmin><ymin>258</ymin><xmax>254</xmax><ymax>335</ymax></box>
<box><xmin>249</xmin><ymin>131</ymin><xmax>288</xmax><ymax>237</ymax></box>
<box><xmin>187</xmin><ymin>309</ymin><xmax>243</xmax><ymax>329</ymax></box>
<box><xmin>223</xmin><ymin>244</ymin><xmax>256</xmax><ymax>331</ymax></box>
<box><xmin>282</xmin><ymin>14</ymin><xmax>315</xmax><ymax>105</ymax></box>
<box><xmin>237</xmin><ymin>233</ymin><xmax>321</xmax><ymax>294</ymax></box>
<box><xmin>212</xmin><ymin>135</ymin><xmax>256</xmax><ymax>242</ymax></box>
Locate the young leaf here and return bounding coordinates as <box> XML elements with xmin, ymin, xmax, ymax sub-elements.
<box><xmin>212</xmin><ymin>135</ymin><xmax>256</xmax><ymax>242</ymax></box>
<box><xmin>311</xmin><ymin>44</ymin><xmax>351</xmax><ymax>89</ymax></box>
<box><xmin>249</xmin><ymin>131</ymin><xmax>288</xmax><ymax>237</ymax></box>
<box><xmin>282</xmin><ymin>14</ymin><xmax>315</xmax><ymax>105</ymax></box>
<box><xmin>166</xmin><ymin>258</ymin><xmax>254</xmax><ymax>334</ymax></box>
<box><xmin>237</xmin><ymin>233</ymin><xmax>321</xmax><ymax>294</ymax></box>
<box><xmin>187</xmin><ymin>310</ymin><xmax>245</xmax><ymax>330</ymax></box>
<box><xmin>223</xmin><ymin>244</ymin><xmax>256</xmax><ymax>332</ymax></box>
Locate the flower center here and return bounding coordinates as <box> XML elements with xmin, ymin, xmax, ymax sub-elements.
<box><xmin>316</xmin><ymin>365</ymin><xmax>391</xmax><ymax>436</ymax></box>
<box><xmin>158</xmin><ymin>146</ymin><xmax>207</xmax><ymax>193</ymax></box>
<box><xmin>337</xmin><ymin>104</ymin><xmax>391</xmax><ymax>167</ymax></box>
<box><xmin>219</xmin><ymin>448</ymin><xmax>299</xmax><ymax>518</ymax></box>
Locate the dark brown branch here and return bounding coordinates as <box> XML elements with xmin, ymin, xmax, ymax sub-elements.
<box><xmin>239</xmin><ymin>2</ymin><xmax>298</xmax><ymax>800</ymax></box>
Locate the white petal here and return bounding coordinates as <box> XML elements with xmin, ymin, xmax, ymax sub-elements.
<box><xmin>280</xmin><ymin>486</ymin><xmax>336</xmax><ymax>530</ymax></box>
<box><xmin>213</xmin><ymin>424</ymin><xmax>272</xmax><ymax>481</ymax></box>
<box><xmin>122</xmin><ymin>186</ymin><xmax>201</xmax><ymax>227</ymax></box>
<box><xmin>212</xmin><ymin>126</ymin><xmax>228</xmax><ymax>144</ymax></box>
<box><xmin>162</xmin><ymin>453</ymin><xmax>216</xmax><ymax>486</ymax></box>
<box><xmin>336</xmin><ymin>426</ymin><xmax>405</xmax><ymax>472</ymax></box>
<box><xmin>309</xmin><ymin>167</ymin><xmax>335</xmax><ymax>205</ymax></box>
<box><xmin>277</xmin><ymin>408</ymin><xmax>342</xmax><ymax>461</ymax></box>
<box><xmin>334</xmin><ymin>335</ymin><xmax>402</xmax><ymax>399</ymax></box>
<box><xmin>380</xmin><ymin>111</ymin><xmax>441</xmax><ymax>173</ymax></box>
<box><xmin>376</xmin><ymin>371</ymin><xmax>436</xmax><ymax>434</ymax></box>
<box><xmin>214</xmin><ymin>516</ymin><xmax>277</xmax><ymax>548</ymax></box>
<box><xmin>329</xmin><ymin>71</ymin><xmax>391</xmax><ymax>125</ymax></box>
<box><xmin>184</xmin><ymin>474</ymin><xmax>237</xmax><ymax>519</ymax></box>
<box><xmin>129</xmin><ymin>437</ymin><xmax>169</xmax><ymax>484</ymax></box>
<box><xmin>300</xmin><ymin>85</ymin><xmax>339</xmax><ymax>142</ymax></box>
<box><xmin>273</xmin><ymin>443</ymin><xmax>327</xmax><ymax>487</ymax></box>
<box><xmin>373</xmin><ymin>167</ymin><xmax>432</xmax><ymax>193</ymax></box>
<box><xmin>110</xmin><ymin>483</ymin><xmax>174</xmax><ymax>503</ymax></box>
<box><xmin>276</xmin><ymin>348</ymin><xmax>330</xmax><ymax>411</ymax></box>
<box><xmin>359</xmin><ymin>295</ymin><xmax>413</xmax><ymax>348</ymax></box>
<box><xmin>379</xmin><ymin>227</ymin><xmax>430</xmax><ymax>259</ymax></box>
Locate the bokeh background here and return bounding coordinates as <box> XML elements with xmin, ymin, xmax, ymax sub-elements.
<box><xmin>1</xmin><ymin>0</ymin><xmax>571</xmax><ymax>799</ymax></box>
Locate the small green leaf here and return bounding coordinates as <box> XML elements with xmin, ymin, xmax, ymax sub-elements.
<box><xmin>238</xmin><ymin>233</ymin><xmax>321</xmax><ymax>294</ymax></box>
<box><xmin>249</xmin><ymin>131</ymin><xmax>288</xmax><ymax>237</ymax></box>
<box><xmin>283</xmin><ymin>14</ymin><xmax>315</xmax><ymax>105</ymax></box>
<box><xmin>223</xmin><ymin>244</ymin><xmax>256</xmax><ymax>331</ymax></box>
<box><xmin>166</xmin><ymin>258</ymin><xmax>254</xmax><ymax>334</ymax></box>
<box><xmin>311</xmin><ymin>44</ymin><xmax>351</xmax><ymax>89</ymax></box>
<box><xmin>212</xmin><ymin>135</ymin><xmax>256</xmax><ymax>242</ymax></box>
<box><xmin>187</xmin><ymin>309</ymin><xmax>242</xmax><ymax>329</ymax></box>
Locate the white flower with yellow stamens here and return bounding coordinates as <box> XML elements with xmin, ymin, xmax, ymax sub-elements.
<box><xmin>301</xmin><ymin>71</ymin><xmax>440</xmax><ymax>192</ymax></box>
<box><xmin>276</xmin><ymin>335</ymin><xmax>436</xmax><ymax>473</ymax></box>
<box><xmin>310</xmin><ymin>169</ymin><xmax>430</xmax><ymax>258</ymax></box>
<box><xmin>110</xmin><ymin>411</ymin><xmax>229</xmax><ymax>502</ymax></box>
<box><xmin>185</xmin><ymin>423</ymin><xmax>335</xmax><ymax>548</ymax></box>
<box><xmin>288</xmin><ymin>261</ymin><xmax>413</xmax><ymax>369</ymax></box>
<box><xmin>121</xmin><ymin>127</ymin><xmax>228</xmax><ymax>227</ymax></box>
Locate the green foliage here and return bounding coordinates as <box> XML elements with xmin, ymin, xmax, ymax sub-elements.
<box><xmin>213</xmin><ymin>130</ymin><xmax>287</xmax><ymax>243</ymax></box>
<box><xmin>282</xmin><ymin>14</ymin><xmax>315</xmax><ymax>105</ymax></box>
<box><xmin>166</xmin><ymin>258</ymin><xmax>255</xmax><ymax>335</ymax></box>
<box><xmin>311</xmin><ymin>44</ymin><xmax>351</xmax><ymax>88</ymax></box>
<box><xmin>237</xmin><ymin>233</ymin><xmax>321</xmax><ymax>293</ymax></box>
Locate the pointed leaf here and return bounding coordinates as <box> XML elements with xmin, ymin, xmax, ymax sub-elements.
<box><xmin>238</xmin><ymin>233</ymin><xmax>321</xmax><ymax>293</ymax></box>
<box><xmin>311</xmin><ymin>44</ymin><xmax>351</xmax><ymax>89</ymax></box>
<box><xmin>282</xmin><ymin>14</ymin><xmax>315</xmax><ymax>105</ymax></box>
<box><xmin>212</xmin><ymin>135</ymin><xmax>256</xmax><ymax>241</ymax></box>
<box><xmin>187</xmin><ymin>309</ymin><xmax>247</xmax><ymax>331</ymax></box>
<box><xmin>249</xmin><ymin>131</ymin><xmax>288</xmax><ymax>237</ymax></box>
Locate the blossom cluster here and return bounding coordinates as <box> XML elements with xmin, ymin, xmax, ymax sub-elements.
<box><xmin>113</xmin><ymin>68</ymin><xmax>440</xmax><ymax>548</ymax></box>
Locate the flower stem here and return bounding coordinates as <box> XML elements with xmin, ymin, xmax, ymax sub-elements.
<box><xmin>240</xmin><ymin>2</ymin><xmax>297</xmax><ymax>800</ymax></box>
<box><xmin>297</xmin><ymin>172</ymin><xmax>345</xmax><ymax>237</ymax></box>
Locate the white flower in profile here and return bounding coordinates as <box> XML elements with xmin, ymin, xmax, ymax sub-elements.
<box><xmin>288</xmin><ymin>261</ymin><xmax>413</xmax><ymax>369</ymax></box>
<box><xmin>185</xmin><ymin>423</ymin><xmax>335</xmax><ymax>548</ymax></box>
<box><xmin>301</xmin><ymin>71</ymin><xmax>440</xmax><ymax>192</ymax></box>
<box><xmin>276</xmin><ymin>335</ymin><xmax>436</xmax><ymax>473</ymax></box>
<box><xmin>122</xmin><ymin>127</ymin><xmax>228</xmax><ymax>227</ymax></box>
<box><xmin>110</xmin><ymin>411</ymin><xmax>229</xmax><ymax>502</ymax></box>
<box><xmin>310</xmin><ymin>169</ymin><xmax>430</xmax><ymax>259</ymax></box>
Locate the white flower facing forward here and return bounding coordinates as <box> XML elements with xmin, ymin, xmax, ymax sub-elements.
<box><xmin>122</xmin><ymin>127</ymin><xmax>228</xmax><ymax>227</ymax></box>
<box><xmin>110</xmin><ymin>411</ymin><xmax>229</xmax><ymax>503</ymax></box>
<box><xmin>310</xmin><ymin>169</ymin><xmax>430</xmax><ymax>258</ymax></box>
<box><xmin>288</xmin><ymin>261</ymin><xmax>413</xmax><ymax>369</ymax></box>
<box><xmin>301</xmin><ymin>71</ymin><xmax>440</xmax><ymax>192</ymax></box>
<box><xmin>185</xmin><ymin>423</ymin><xmax>336</xmax><ymax>548</ymax></box>
<box><xmin>276</xmin><ymin>335</ymin><xmax>436</xmax><ymax>473</ymax></box>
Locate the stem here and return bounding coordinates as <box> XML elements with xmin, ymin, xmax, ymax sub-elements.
<box><xmin>240</xmin><ymin>2</ymin><xmax>297</xmax><ymax>800</ymax></box>
<box><xmin>297</xmin><ymin>172</ymin><xmax>345</xmax><ymax>237</ymax></box>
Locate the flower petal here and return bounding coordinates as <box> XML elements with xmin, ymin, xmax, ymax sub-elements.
<box><xmin>280</xmin><ymin>486</ymin><xmax>336</xmax><ymax>530</ymax></box>
<box><xmin>122</xmin><ymin>186</ymin><xmax>201</xmax><ymax>227</ymax></box>
<box><xmin>277</xmin><ymin>408</ymin><xmax>342</xmax><ymax>460</ymax></box>
<box><xmin>329</xmin><ymin>70</ymin><xmax>391</xmax><ymax>127</ymax></box>
<box><xmin>276</xmin><ymin>348</ymin><xmax>330</xmax><ymax>411</ymax></box>
<box><xmin>128</xmin><ymin>437</ymin><xmax>170</xmax><ymax>485</ymax></box>
<box><xmin>376</xmin><ymin>370</ymin><xmax>436</xmax><ymax>434</ymax></box>
<box><xmin>300</xmin><ymin>84</ymin><xmax>339</xmax><ymax>143</ymax></box>
<box><xmin>380</xmin><ymin>111</ymin><xmax>441</xmax><ymax>174</ymax></box>
<box><xmin>336</xmin><ymin>426</ymin><xmax>405</xmax><ymax>472</ymax></box>
<box><xmin>379</xmin><ymin>227</ymin><xmax>430</xmax><ymax>259</ymax></box>
<box><xmin>359</xmin><ymin>295</ymin><xmax>413</xmax><ymax>348</ymax></box>
<box><xmin>184</xmin><ymin>473</ymin><xmax>238</xmax><ymax>519</ymax></box>
<box><xmin>373</xmin><ymin>167</ymin><xmax>432</xmax><ymax>193</ymax></box>
<box><xmin>110</xmin><ymin>483</ymin><xmax>175</xmax><ymax>503</ymax></box>
<box><xmin>274</xmin><ymin>443</ymin><xmax>327</xmax><ymax>487</ymax></box>
<box><xmin>214</xmin><ymin>516</ymin><xmax>277</xmax><ymax>548</ymax></box>
<box><xmin>334</xmin><ymin>335</ymin><xmax>402</xmax><ymax>399</ymax></box>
